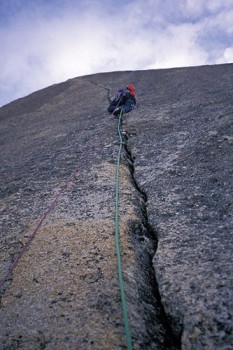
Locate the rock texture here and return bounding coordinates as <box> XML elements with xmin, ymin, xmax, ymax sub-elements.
<box><xmin>0</xmin><ymin>64</ymin><xmax>233</xmax><ymax>349</ymax></box>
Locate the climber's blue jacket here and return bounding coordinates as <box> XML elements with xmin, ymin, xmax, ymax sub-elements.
<box><xmin>108</xmin><ymin>88</ymin><xmax>136</xmax><ymax>114</ymax></box>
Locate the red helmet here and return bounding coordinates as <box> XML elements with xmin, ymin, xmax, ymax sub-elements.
<box><xmin>126</xmin><ymin>84</ymin><xmax>135</xmax><ymax>92</ymax></box>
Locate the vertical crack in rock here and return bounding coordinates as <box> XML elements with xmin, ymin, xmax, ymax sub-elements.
<box><xmin>84</xmin><ymin>79</ymin><xmax>181</xmax><ymax>348</ymax></box>
<box><xmin>121</xmin><ymin>123</ymin><xmax>181</xmax><ymax>349</ymax></box>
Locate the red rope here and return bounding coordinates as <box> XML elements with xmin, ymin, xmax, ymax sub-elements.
<box><xmin>0</xmin><ymin>111</ymin><xmax>116</xmax><ymax>290</ymax></box>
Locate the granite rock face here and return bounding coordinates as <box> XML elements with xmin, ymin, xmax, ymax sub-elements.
<box><xmin>0</xmin><ymin>64</ymin><xmax>232</xmax><ymax>349</ymax></box>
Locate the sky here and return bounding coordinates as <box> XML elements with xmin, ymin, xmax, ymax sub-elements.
<box><xmin>0</xmin><ymin>0</ymin><xmax>233</xmax><ymax>106</ymax></box>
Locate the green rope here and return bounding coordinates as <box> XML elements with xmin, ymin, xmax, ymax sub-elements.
<box><xmin>115</xmin><ymin>110</ymin><xmax>133</xmax><ymax>350</ymax></box>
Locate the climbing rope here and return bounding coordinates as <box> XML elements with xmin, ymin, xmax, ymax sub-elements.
<box><xmin>115</xmin><ymin>109</ymin><xmax>133</xmax><ymax>350</ymax></box>
<box><xmin>0</xmin><ymin>108</ymin><xmax>115</xmax><ymax>290</ymax></box>
<box><xmin>0</xmin><ymin>86</ymin><xmax>133</xmax><ymax>349</ymax></box>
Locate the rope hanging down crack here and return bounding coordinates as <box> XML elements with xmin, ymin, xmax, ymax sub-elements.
<box><xmin>115</xmin><ymin>109</ymin><xmax>133</xmax><ymax>350</ymax></box>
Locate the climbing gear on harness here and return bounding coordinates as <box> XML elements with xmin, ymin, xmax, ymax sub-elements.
<box><xmin>115</xmin><ymin>109</ymin><xmax>133</xmax><ymax>350</ymax></box>
<box><xmin>114</xmin><ymin>107</ymin><xmax>123</xmax><ymax>116</ymax></box>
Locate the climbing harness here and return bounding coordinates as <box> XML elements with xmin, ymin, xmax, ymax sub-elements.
<box><xmin>115</xmin><ymin>109</ymin><xmax>133</xmax><ymax>350</ymax></box>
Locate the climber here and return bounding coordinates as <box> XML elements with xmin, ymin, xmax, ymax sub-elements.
<box><xmin>108</xmin><ymin>84</ymin><xmax>136</xmax><ymax>116</ymax></box>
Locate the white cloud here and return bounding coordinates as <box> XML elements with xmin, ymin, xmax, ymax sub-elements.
<box><xmin>0</xmin><ymin>0</ymin><xmax>233</xmax><ymax>106</ymax></box>
<box><xmin>182</xmin><ymin>0</ymin><xmax>233</xmax><ymax>17</ymax></box>
<box><xmin>217</xmin><ymin>47</ymin><xmax>233</xmax><ymax>63</ymax></box>
<box><xmin>184</xmin><ymin>0</ymin><xmax>205</xmax><ymax>17</ymax></box>
<box><xmin>145</xmin><ymin>23</ymin><xmax>208</xmax><ymax>69</ymax></box>
<box><xmin>206</xmin><ymin>0</ymin><xmax>233</xmax><ymax>12</ymax></box>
